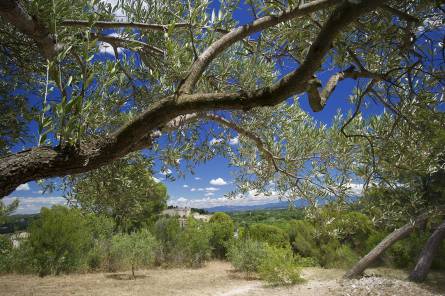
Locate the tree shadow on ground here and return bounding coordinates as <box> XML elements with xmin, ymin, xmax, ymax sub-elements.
<box><xmin>105</xmin><ymin>273</ymin><xmax>148</xmax><ymax>280</ymax></box>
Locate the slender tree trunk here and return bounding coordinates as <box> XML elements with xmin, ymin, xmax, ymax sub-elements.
<box><xmin>344</xmin><ymin>214</ymin><xmax>429</xmax><ymax>279</ymax></box>
<box><xmin>409</xmin><ymin>219</ymin><xmax>445</xmax><ymax>282</ymax></box>
<box><xmin>131</xmin><ymin>264</ymin><xmax>135</xmax><ymax>280</ymax></box>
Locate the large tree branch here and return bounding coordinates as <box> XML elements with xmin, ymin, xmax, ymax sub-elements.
<box><xmin>178</xmin><ymin>0</ymin><xmax>340</xmax><ymax>94</ymax></box>
<box><xmin>0</xmin><ymin>0</ymin><xmax>61</xmax><ymax>59</ymax></box>
<box><xmin>0</xmin><ymin>0</ymin><xmax>384</xmax><ymax>198</ymax></box>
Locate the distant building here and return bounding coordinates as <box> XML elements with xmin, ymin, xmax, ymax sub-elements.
<box><xmin>162</xmin><ymin>207</ymin><xmax>191</xmax><ymax>218</ymax></box>
<box><xmin>161</xmin><ymin>207</ymin><xmax>212</xmax><ymax>226</ymax></box>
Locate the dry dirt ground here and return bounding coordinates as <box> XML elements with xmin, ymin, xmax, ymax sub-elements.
<box><xmin>0</xmin><ymin>261</ymin><xmax>444</xmax><ymax>296</ymax></box>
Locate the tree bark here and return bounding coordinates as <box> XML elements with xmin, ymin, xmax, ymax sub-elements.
<box><xmin>409</xmin><ymin>219</ymin><xmax>445</xmax><ymax>282</ymax></box>
<box><xmin>0</xmin><ymin>0</ymin><xmax>61</xmax><ymax>59</ymax></box>
<box><xmin>0</xmin><ymin>0</ymin><xmax>385</xmax><ymax>198</ymax></box>
<box><xmin>344</xmin><ymin>214</ymin><xmax>429</xmax><ymax>279</ymax></box>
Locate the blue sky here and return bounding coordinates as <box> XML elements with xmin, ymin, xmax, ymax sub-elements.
<box><xmin>3</xmin><ymin>0</ymin><xmax>372</xmax><ymax>214</ymax></box>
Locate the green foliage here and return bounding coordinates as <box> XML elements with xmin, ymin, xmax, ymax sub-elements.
<box><xmin>258</xmin><ymin>245</ymin><xmax>303</xmax><ymax>286</ymax></box>
<box><xmin>28</xmin><ymin>206</ymin><xmax>92</xmax><ymax>276</ymax></box>
<box><xmin>0</xmin><ymin>235</ymin><xmax>12</xmax><ymax>254</ymax></box>
<box><xmin>209</xmin><ymin>212</ymin><xmax>234</xmax><ymax>258</ymax></box>
<box><xmin>67</xmin><ymin>154</ymin><xmax>168</xmax><ymax>232</ymax></box>
<box><xmin>288</xmin><ymin>220</ymin><xmax>319</xmax><ymax>258</ymax></box>
<box><xmin>319</xmin><ymin>242</ymin><xmax>359</xmax><ymax>269</ymax></box>
<box><xmin>153</xmin><ymin>216</ymin><xmax>181</xmax><ymax>261</ymax></box>
<box><xmin>229</xmin><ymin>209</ymin><xmax>305</xmax><ymax>225</ymax></box>
<box><xmin>109</xmin><ymin>228</ymin><xmax>158</xmax><ymax>276</ymax></box>
<box><xmin>313</xmin><ymin>209</ymin><xmax>376</xmax><ymax>250</ymax></box>
<box><xmin>175</xmin><ymin>218</ymin><xmax>212</xmax><ymax>267</ymax></box>
<box><xmin>0</xmin><ymin>200</ymin><xmax>19</xmax><ymax>224</ymax></box>
<box><xmin>287</xmin><ymin>217</ymin><xmax>360</xmax><ymax>268</ymax></box>
<box><xmin>153</xmin><ymin>217</ymin><xmax>211</xmax><ymax>267</ymax></box>
<box><xmin>244</xmin><ymin>223</ymin><xmax>288</xmax><ymax>248</ymax></box>
<box><xmin>227</xmin><ymin>239</ymin><xmax>267</xmax><ymax>274</ymax></box>
<box><xmin>84</xmin><ymin>214</ymin><xmax>116</xmax><ymax>271</ymax></box>
<box><xmin>0</xmin><ymin>240</ymin><xmax>36</xmax><ymax>274</ymax></box>
<box><xmin>0</xmin><ymin>235</ymin><xmax>12</xmax><ymax>273</ymax></box>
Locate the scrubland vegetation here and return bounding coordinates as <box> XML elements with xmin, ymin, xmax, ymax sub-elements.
<box><xmin>2</xmin><ymin>204</ymin><xmax>444</xmax><ymax>288</ymax></box>
<box><xmin>1</xmin><ymin>0</ymin><xmax>445</xmax><ymax>294</ymax></box>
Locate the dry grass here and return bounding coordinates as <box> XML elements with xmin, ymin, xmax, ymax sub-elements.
<box><xmin>0</xmin><ymin>261</ymin><xmax>443</xmax><ymax>296</ymax></box>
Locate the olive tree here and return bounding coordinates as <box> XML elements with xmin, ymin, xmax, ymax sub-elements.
<box><xmin>0</xmin><ymin>0</ymin><xmax>442</xmax><ymax>198</ymax></box>
<box><xmin>65</xmin><ymin>153</ymin><xmax>168</xmax><ymax>232</ymax></box>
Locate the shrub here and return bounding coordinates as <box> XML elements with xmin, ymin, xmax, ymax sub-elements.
<box><xmin>209</xmin><ymin>212</ymin><xmax>234</xmax><ymax>258</ymax></box>
<box><xmin>293</xmin><ymin>254</ymin><xmax>319</xmax><ymax>267</ymax></box>
<box><xmin>227</xmin><ymin>239</ymin><xmax>267</xmax><ymax>275</ymax></box>
<box><xmin>258</xmin><ymin>246</ymin><xmax>304</xmax><ymax>286</ymax></box>
<box><xmin>84</xmin><ymin>214</ymin><xmax>116</xmax><ymax>271</ymax></box>
<box><xmin>244</xmin><ymin>224</ymin><xmax>288</xmax><ymax>248</ymax></box>
<box><xmin>28</xmin><ymin>206</ymin><xmax>93</xmax><ymax>276</ymax></box>
<box><xmin>153</xmin><ymin>217</ymin><xmax>211</xmax><ymax>267</ymax></box>
<box><xmin>0</xmin><ymin>240</ymin><xmax>36</xmax><ymax>274</ymax></box>
<box><xmin>174</xmin><ymin>218</ymin><xmax>212</xmax><ymax>267</ymax></box>
<box><xmin>327</xmin><ymin>211</ymin><xmax>375</xmax><ymax>249</ymax></box>
<box><xmin>288</xmin><ymin>220</ymin><xmax>319</xmax><ymax>258</ymax></box>
<box><xmin>0</xmin><ymin>235</ymin><xmax>12</xmax><ymax>273</ymax></box>
<box><xmin>109</xmin><ymin>228</ymin><xmax>158</xmax><ymax>277</ymax></box>
<box><xmin>153</xmin><ymin>216</ymin><xmax>181</xmax><ymax>259</ymax></box>
<box><xmin>319</xmin><ymin>241</ymin><xmax>359</xmax><ymax>268</ymax></box>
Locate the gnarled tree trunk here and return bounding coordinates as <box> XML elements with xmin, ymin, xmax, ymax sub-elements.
<box><xmin>344</xmin><ymin>214</ymin><xmax>429</xmax><ymax>279</ymax></box>
<box><xmin>409</xmin><ymin>219</ymin><xmax>445</xmax><ymax>282</ymax></box>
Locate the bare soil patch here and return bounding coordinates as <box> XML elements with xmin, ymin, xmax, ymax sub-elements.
<box><xmin>0</xmin><ymin>261</ymin><xmax>443</xmax><ymax>296</ymax></box>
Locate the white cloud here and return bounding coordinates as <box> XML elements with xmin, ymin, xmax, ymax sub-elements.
<box><xmin>198</xmin><ymin>188</ymin><xmax>204</xmax><ymax>191</ymax></box>
<box><xmin>205</xmin><ymin>187</ymin><xmax>219</xmax><ymax>192</ymax></box>
<box><xmin>190</xmin><ymin>188</ymin><xmax>196</xmax><ymax>192</ymax></box>
<box><xmin>97</xmin><ymin>41</ymin><xmax>122</xmax><ymax>56</ymax></box>
<box><xmin>16</xmin><ymin>183</ymin><xmax>30</xmax><ymax>191</ymax></box>
<box><xmin>229</xmin><ymin>136</ymin><xmax>239</xmax><ymax>145</ymax></box>
<box><xmin>168</xmin><ymin>189</ymin><xmax>282</xmax><ymax>209</ymax></box>
<box><xmin>183</xmin><ymin>184</ymin><xmax>189</xmax><ymax>188</ymax></box>
<box><xmin>347</xmin><ymin>182</ymin><xmax>364</xmax><ymax>196</ymax></box>
<box><xmin>209</xmin><ymin>138</ymin><xmax>223</xmax><ymax>145</ymax></box>
<box><xmin>209</xmin><ymin>178</ymin><xmax>227</xmax><ymax>186</ymax></box>
<box><xmin>3</xmin><ymin>196</ymin><xmax>67</xmax><ymax>215</ymax></box>
<box><xmin>177</xmin><ymin>197</ymin><xmax>188</xmax><ymax>203</ymax></box>
<box><xmin>194</xmin><ymin>177</ymin><xmax>201</xmax><ymax>180</ymax></box>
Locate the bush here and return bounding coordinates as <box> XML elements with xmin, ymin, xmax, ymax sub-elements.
<box><xmin>227</xmin><ymin>239</ymin><xmax>267</xmax><ymax>275</ymax></box>
<box><xmin>258</xmin><ymin>246</ymin><xmax>304</xmax><ymax>286</ymax></box>
<box><xmin>244</xmin><ymin>224</ymin><xmax>288</xmax><ymax>248</ymax></box>
<box><xmin>153</xmin><ymin>217</ymin><xmax>211</xmax><ymax>267</ymax></box>
<box><xmin>319</xmin><ymin>241</ymin><xmax>359</xmax><ymax>268</ymax></box>
<box><xmin>28</xmin><ymin>206</ymin><xmax>93</xmax><ymax>276</ymax></box>
<box><xmin>0</xmin><ymin>240</ymin><xmax>36</xmax><ymax>274</ymax></box>
<box><xmin>328</xmin><ymin>211</ymin><xmax>375</xmax><ymax>249</ymax></box>
<box><xmin>174</xmin><ymin>218</ymin><xmax>212</xmax><ymax>267</ymax></box>
<box><xmin>288</xmin><ymin>220</ymin><xmax>319</xmax><ymax>258</ymax></box>
<box><xmin>209</xmin><ymin>212</ymin><xmax>234</xmax><ymax>258</ymax></box>
<box><xmin>84</xmin><ymin>214</ymin><xmax>116</xmax><ymax>271</ymax></box>
<box><xmin>109</xmin><ymin>228</ymin><xmax>158</xmax><ymax>277</ymax></box>
<box><xmin>0</xmin><ymin>235</ymin><xmax>12</xmax><ymax>273</ymax></box>
<box><xmin>153</xmin><ymin>216</ymin><xmax>181</xmax><ymax>262</ymax></box>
